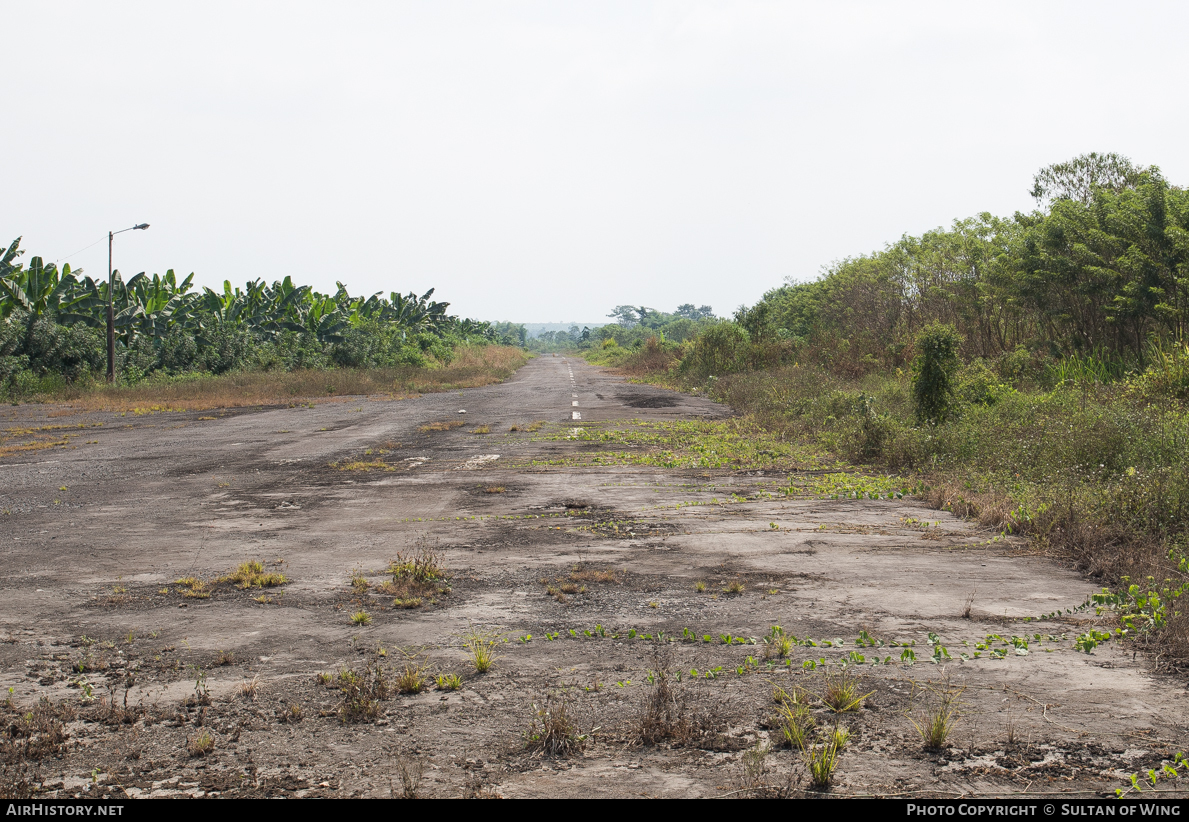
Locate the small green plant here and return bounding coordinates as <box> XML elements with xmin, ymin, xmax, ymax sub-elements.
<box><xmin>187</xmin><ymin>730</ymin><xmax>215</xmax><ymax>757</ymax></box>
<box><xmin>191</xmin><ymin>665</ymin><xmax>211</xmax><ymax>705</ymax></box>
<box><xmin>693</xmin><ymin>580</ymin><xmax>706</xmax><ymax>592</ymax></box>
<box><xmin>763</xmin><ymin>626</ymin><xmax>792</xmax><ymax>659</ymax></box>
<box><xmin>435</xmin><ymin>673</ymin><xmax>463</xmax><ymax>691</ymax></box>
<box><xmin>908</xmin><ymin>677</ymin><xmax>964</xmax><ymax>750</ymax></box>
<box><xmin>815</xmin><ymin>668</ymin><xmax>872</xmax><ymax>713</ymax></box>
<box><xmin>773</xmin><ymin>688</ymin><xmax>816</xmax><ymax>750</ymax></box>
<box><xmin>459</xmin><ymin>624</ymin><xmax>505</xmax><ymax>673</ymax></box>
<box><xmin>802</xmin><ymin>725</ymin><xmax>848</xmax><ymax>790</ymax></box>
<box><xmin>220</xmin><ymin>559</ymin><xmax>288</xmax><ymax>589</ymax></box>
<box><xmin>351</xmin><ymin>611</ymin><xmax>372</xmax><ymax>626</ymax></box>
<box><xmin>1117</xmin><ymin>752</ymin><xmax>1188</xmax><ymax>797</ymax></box>
<box><xmin>394</xmin><ymin>663</ymin><xmax>426</xmax><ymax>694</ymax></box>
<box><xmin>724</xmin><ymin>580</ymin><xmax>745</xmax><ymax>595</ymax></box>
<box><xmin>337</xmin><ymin>662</ymin><xmax>389</xmax><ymax>723</ymax></box>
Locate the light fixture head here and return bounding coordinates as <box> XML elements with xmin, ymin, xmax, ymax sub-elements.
<box><xmin>135</xmin><ymin>223</ymin><xmax>150</xmax><ymax>230</ymax></box>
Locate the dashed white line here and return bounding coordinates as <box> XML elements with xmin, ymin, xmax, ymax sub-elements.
<box><xmin>572</xmin><ymin>401</ymin><xmax>579</xmax><ymax>406</ymax></box>
<box><xmin>572</xmin><ymin>411</ymin><xmax>582</xmax><ymax>420</ymax></box>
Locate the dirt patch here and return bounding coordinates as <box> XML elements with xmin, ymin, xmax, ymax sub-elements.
<box><xmin>619</xmin><ymin>393</ymin><xmax>678</xmax><ymax>409</ymax></box>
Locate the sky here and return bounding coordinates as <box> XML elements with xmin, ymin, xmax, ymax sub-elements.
<box><xmin>4</xmin><ymin>1</ymin><xmax>1187</xmax><ymax>324</ymax></box>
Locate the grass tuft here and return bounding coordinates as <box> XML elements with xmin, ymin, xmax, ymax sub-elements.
<box><xmin>187</xmin><ymin>730</ymin><xmax>215</xmax><ymax>758</ymax></box>
<box><xmin>909</xmin><ymin>677</ymin><xmax>964</xmax><ymax>750</ymax></box>
<box><xmin>459</xmin><ymin>624</ymin><xmax>504</xmax><ymax>674</ymax></box>
<box><xmin>525</xmin><ymin>695</ymin><xmax>586</xmax><ymax>758</ymax></box>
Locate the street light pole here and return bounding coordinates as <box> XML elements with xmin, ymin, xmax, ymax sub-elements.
<box><xmin>107</xmin><ymin>223</ymin><xmax>150</xmax><ymax>383</ymax></box>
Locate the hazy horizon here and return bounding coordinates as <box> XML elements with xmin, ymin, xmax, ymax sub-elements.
<box><xmin>5</xmin><ymin>1</ymin><xmax>1187</xmax><ymax>324</ymax></box>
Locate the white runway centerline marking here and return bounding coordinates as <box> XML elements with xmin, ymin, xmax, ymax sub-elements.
<box><xmin>571</xmin><ymin>411</ymin><xmax>582</xmax><ymax>420</ymax></box>
<box><xmin>572</xmin><ymin>401</ymin><xmax>579</xmax><ymax>406</ymax></box>
<box><xmin>455</xmin><ymin>454</ymin><xmax>501</xmax><ymax>470</ymax></box>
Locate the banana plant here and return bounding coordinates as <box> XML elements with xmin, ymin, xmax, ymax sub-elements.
<box><xmin>0</xmin><ymin>254</ymin><xmax>83</xmax><ymax>322</ymax></box>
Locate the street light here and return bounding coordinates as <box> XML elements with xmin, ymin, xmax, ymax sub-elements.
<box><xmin>107</xmin><ymin>223</ymin><xmax>150</xmax><ymax>383</ymax></box>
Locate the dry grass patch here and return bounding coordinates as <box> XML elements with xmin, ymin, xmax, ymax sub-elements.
<box><xmin>635</xmin><ymin>649</ymin><xmax>726</xmax><ymax>747</ymax></box>
<box><xmin>568</xmin><ymin>564</ymin><xmax>619</xmax><ymax>584</ymax></box>
<box><xmin>419</xmin><ymin>420</ymin><xmax>467</xmax><ymax>433</ymax></box>
<box><xmin>172</xmin><ymin>559</ymin><xmax>288</xmax><ymax>600</ymax></box>
<box><xmin>372</xmin><ymin>539</ymin><xmax>451</xmax><ymax>606</ymax></box>
<box><xmin>0</xmin><ymin>424</ymin><xmax>100</xmax><ymax>459</ymax></box>
<box><xmin>219</xmin><ymin>560</ymin><xmax>288</xmax><ymax>589</ymax></box>
<box><xmin>336</xmin><ymin>459</ymin><xmax>394</xmax><ymax>472</ymax></box>
<box><xmin>16</xmin><ymin>345</ymin><xmax>529</xmax><ymax>412</ymax></box>
<box><xmin>525</xmin><ymin>695</ymin><xmax>586</xmax><ymax>758</ymax></box>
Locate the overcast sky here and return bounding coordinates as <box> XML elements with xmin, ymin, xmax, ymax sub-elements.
<box><xmin>4</xmin><ymin>1</ymin><xmax>1186</xmax><ymax>324</ymax></box>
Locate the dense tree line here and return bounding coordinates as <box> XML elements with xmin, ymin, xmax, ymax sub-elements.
<box><xmin>0</xmin><ymin>239</ymin><xmax>525</xmax><ymax>390</ymax></box>
<box><xmin>734</xmin><ymin>154</ymin><xmax>1188</xmax><ymax>376</ymax></box>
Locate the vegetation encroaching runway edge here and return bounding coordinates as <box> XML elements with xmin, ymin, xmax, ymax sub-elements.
<box><xmin>10</xmin><ymin>344</ymin><xmax>529</xmax><ymax>411</ymax></box>
<box><xmin>572</xmin><ymin>153</ymin><xmax>1189</xmax><ymax>671</ymax></box>
<box><xmin>0</xmin><ymin>239</ymin><xmax>530</xmax><ymax>402</ymax></box>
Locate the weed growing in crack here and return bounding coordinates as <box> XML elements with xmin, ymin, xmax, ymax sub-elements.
<box><xmin>458</xmin><ymin>624</ymin><xmax>505</xmax><ymax>674</ymax></box>
<box><xmin>724</xmin><ymin>579</ymin><xmax>745</xmax><ymax>595</ymax></box>
<box><xmin>908</xmin><ymin>675</ymin><xmax>965</xmax><ymax>750</ymax></box>
<box><xmin>239</xmin><ymin>675</ymin><xmax>260</xmax><ymax>701</ymax></box>
<box><xmin>395</xmin><ymin>662</ymin><xmax>427</xmax><ymax>694</ymax></box>
<box><xmin>635</xmin><ymin>649</ymin><xmax>725</xmax><ymax>747</ymax></box>
<box><xmin>220</xmin><ymin>559</ymin><xmax>287</xmax><ymax>589</ymax></box>
<box><xmin>435</xmin><ymin>673</ymin><xmax>463</xmax><ymax>691</ymax></box>
<box><xmin>814</xmin><ymin>668</ymin><xmax>872</xmax><ymax>713</ymax></box>
<box><xmin>337</xmin><ymin>662</ymin><xmax>389</xmax><ymax>723</ymax></box>
<box><xmin>378</xmin><ymin>536</ymin><xmax>450</xmax><ymax>604</ymax></box>
<box><xmin>525</xmin><ymin>694</ymin><xmax>586</xmax><ymax>758</ymax></box>
<box><xmin>350</xmin><ymin>570</ymin><xmax>369</xmax><ymax>593</ymax></box>
<box><xmin>351</xmin><ymin>611</ymin><xmax>372</xmax><ymax>626</ymax></box>
<box><xmin>190</xmin><ymin>666</ymin><xmax>211</xmax><ymax>706</ymax></box>
<box><xmin>187</xmin><ymin>730</ymin><xmax>215</xmax><ymax>757</ymax></box>
<box><xmin>772</xmin><ymin>686</ymin><xmax>815</xmax><ymax>750</ymax></box>
<box><xmin>1005</xmin><ymin>712</ymin><xmax>1021</xmax><ymax>747</ymax></box>
<box><xmin>694</xmin><ymin>580</ymin><xmax>707</xmax><ymax>592</ymax></box>
<box><xmin>763</xmin><ymin>625</ymin><xmax>793</xmax><ymax>659</ymax></box>
<box><xmin>1</xmin><ymin>698</ymin><xmax>71</xmax><ymax>762</ymax></box>
<box><xmin>802</xmin><ymin>725</ymin><xmax>848</xmax><ymax>790</ymax></box>
<box><xmin>389</xmin><ymin>749</ymin><xmax>425</xmax><ymax>798</ymax></box>
<box><xmin>739</xmin><ymin>741</ymin><xmax>770</xmax><ymax>791</ymax></box>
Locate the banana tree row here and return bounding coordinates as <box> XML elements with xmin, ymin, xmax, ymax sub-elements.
<box><xmin>0</xmin><ymin>237</ymin><xmax>496</xmax><ymax>347</ymax></box>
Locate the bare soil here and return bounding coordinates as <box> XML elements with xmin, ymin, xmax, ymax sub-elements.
<box><xmin>0</xmin><ymin>356</ymin><xmax>1186</xmax><ymax>799</ymax></box>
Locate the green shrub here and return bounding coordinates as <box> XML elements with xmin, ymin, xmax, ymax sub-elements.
<box><xmin>680</xmin><ymin>322</ymin><xmax>750</xmax><ymax>379</ymax></box>
<box><xmin>957</xmin><ymin>360</ymin><xmax>1014</xmax><ymax>408</ymax></box>
<box><xmin>912</xmin><ymin>323</ymin><xmax>962</xmax><ymax>424</ymax></box>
